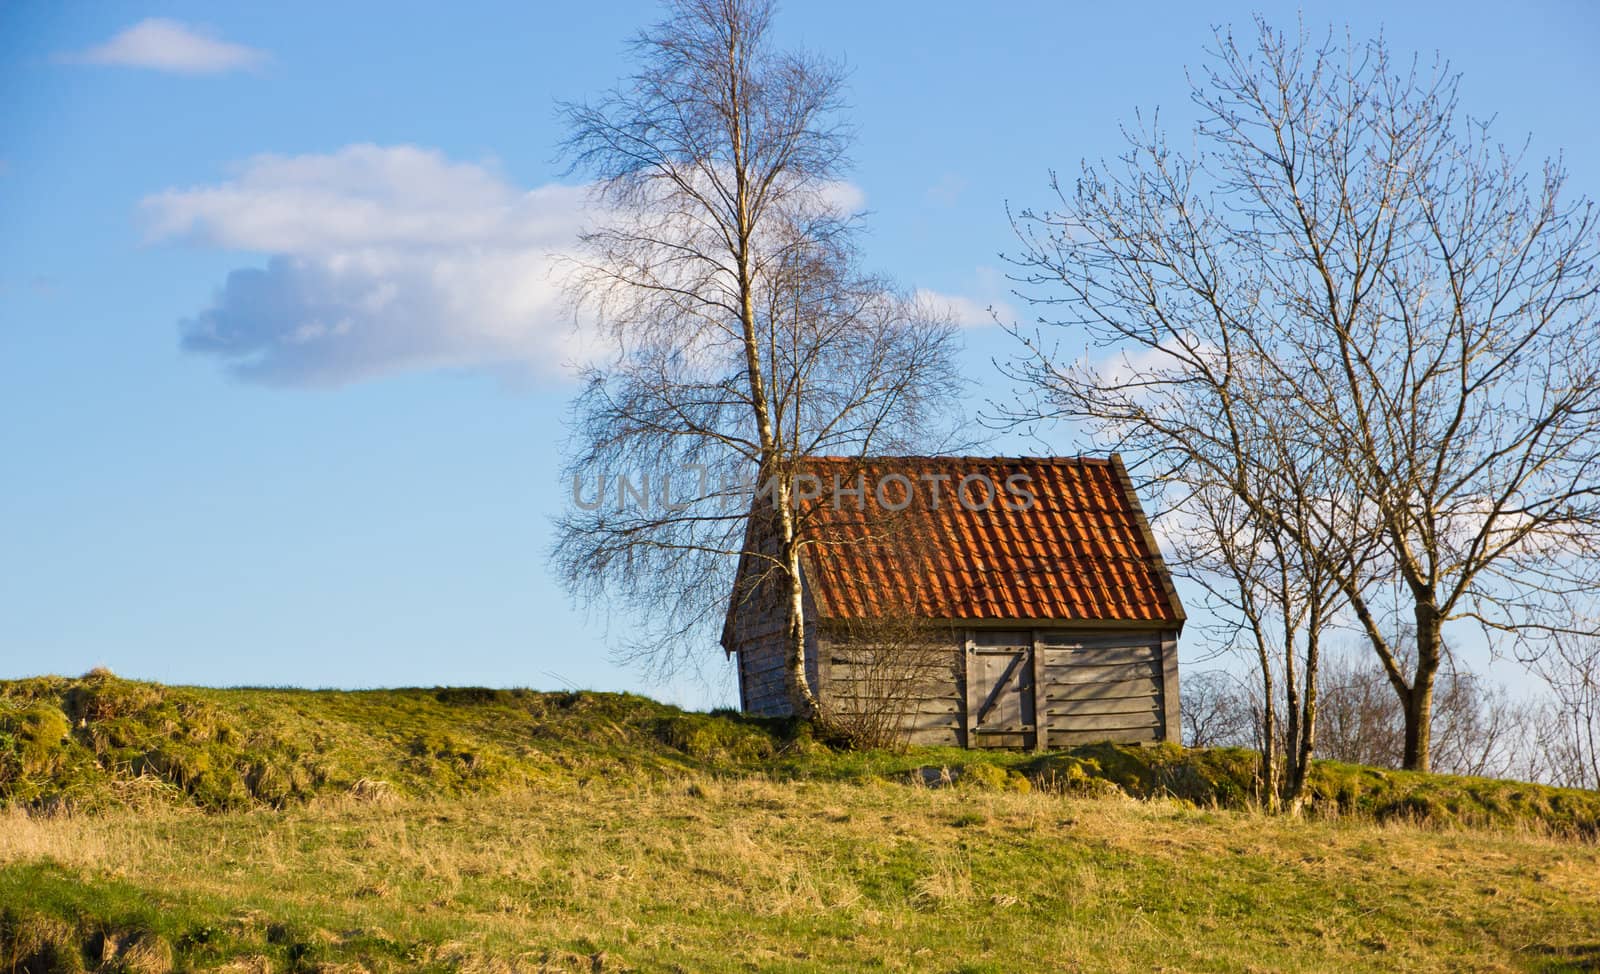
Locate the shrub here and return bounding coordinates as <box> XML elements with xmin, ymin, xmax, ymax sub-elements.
<box><xmin>957</xmin><ymin>763</ymin><xmax>1031</xmax><ymax>792</ymax></box>
<box><xmin>14</xmin><ymin>705</ymin><xmax>71</xmax><ymax>776</ymax></box>
<box><xmin>0</xmin><ymin>909</ymin><xmax>85</xmax><ymax>974</ymax></box>
<box><xmin>651</xmin><ymin>714</ymin><xmax>777</xmax><ymax>764</ymax></box>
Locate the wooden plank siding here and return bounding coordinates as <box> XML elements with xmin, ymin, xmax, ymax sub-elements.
<box><xmin>1035</xmin><ymin>630</ymin><xmax>1172</xmax><ymax>745</ymax></box>
<box><xmin>726</xmin><ymin>556</ymin><xmax>824</xmax><ymax>718</ymax></box>
<box><xmin>723</xmin><ymin>536</ymin><xmax>1180</xmax><ymax>741</ymax></box>
<box><xmin>823</xmin><ymin>640</ymin><xmax>965</xmax><ymax>746</ymax></box>
<box><xmin>804</xmin><ymin>626</ymin><xmax>1179</xmax><ymax>747</ymax></box>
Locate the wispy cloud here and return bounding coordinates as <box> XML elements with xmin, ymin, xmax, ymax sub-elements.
<box><xmin>144</xmin><ymin>144</ymin><xmax>591</xmax><ymax>387</ymax></box>
<box><xmin>915</xmin><ymin>289</ymin><xmax>1000</xmax><ymax>328</ymax></box>
<box><xmin>914</xmin><ymin>268</ymin><xmax>1016</xmax><ymax>328</ymax></box>
<box><xmin>66</xmin><ymin>19</ymin><xmax>266</xmax><ymax>75</ymax></box>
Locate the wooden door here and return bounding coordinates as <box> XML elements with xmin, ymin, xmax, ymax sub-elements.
<box><xmin>964</xmin><ymin>630</ymin><xmax>1036</xmax><ymax>748</ymax></box>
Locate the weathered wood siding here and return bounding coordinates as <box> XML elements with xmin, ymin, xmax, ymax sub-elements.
<box><xmin>728</xmin><ymin>567</ymin><xmax>821</xmax><ymax>719</ymax></box>
<box><xmin>819</xmin><ymin>635</ymin><xmax>965</xmax><ymax>746</ymax></box>
<box><xmin>1034</xmin><ymin>630</ymin><xmax>1173</xmax><ymax>746</ymax></box>
<box><xmin>804</xmin><ymin>625</ymin><xmax>1180</xmax><ymax>748</ymax></box>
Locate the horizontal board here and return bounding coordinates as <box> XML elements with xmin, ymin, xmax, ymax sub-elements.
<box><xmin>828</xmin><ymin>690</ymin><xmax>959</xmax><ymax>704</ymax></box>
<box><xmin>827</xmin><ymin>694</ymin><xmax>957</xmax><ymax>709</ymax></box>
<box><xmin>1046</xmin><ymin>726</ymin><xmax>1161</xmax><ymax>746</ymax></box>
<box><xmin>827</xmin><ymin>702</ymin><xmax>962</xmax><ymax>719</ymax></box>
<box><xmin>732</xmin><ymin>630</ymin><xmax>782</xmax><ymax>645</ymax></box>
<box><xmin>907</xmin><ymin>727</ymin><xmax>961</xmax><ymax>746</ymax></box>
<box><xmin>826</xmin><ymin>672</ymin><xmax>960</xmax><ymax>690</ymax></box>
<box><xmin>1040</xmin><ymin>678</ymin><xmax>1161</xmax><ymax>703</ymax></box>
<box><xmin>970</xmin><ymin>732</ymin><xmax>1030</xmax><ymax>749</ymax></box>
<box><xmin>1040</xmin><ymin>646</ymin><xmax>1158</xmax><ymax>668</ymax></box>
<box><xmin>1043</xmin><ymin>696</ymin><xmax>1162</xmax><ymax>717</ymax></box>
<box><xmin>1035</xmin><ymin>633</ymin><xmax>1162</xmax><ymax>651</ymax></box>
<box><xmin>742</xmin><ymin>656</ymin><xmax>788</xmax><ymax>675</ymax></box>
<box><xmin>1041</xmin><ymin>663</ymin><xmax>1160</xmax><ymax>685</ymax></box>
<box><xmin>902</xmin><ymin>710</ymin><xmax>960</xmax><ymax>726</ymax></box>
<box><xmin>733</xmin><ymin>627</ymin><xmax>787</xmax><ymax>642</ymax></box>
<box><xmin>827</xmin><ymin>688</ymin><xmax>959</xmax><ymax>702</ymax></box>
<box><xmin>972</xmin><ymin>630</ymin><xmax>1032</xmax><ymax>648</ymax></box>
<box><xmin>832</xmin><ymin>649</ymin><xmax>953</xmax><ymax>665</ymax></box>
<box><xmin>972</xmin><ymin>724</ymin><xmax>1035</xmax><ymax>734</ymax></box>
<box><xmin>827</xmin><ymin>655</ymin><xmax>961</xmax><ymax>669</ymax></box>
<box><xmin>825</xmin><ymin>684</ymin><xmax>961</xmax><ymax>699</ymax></box>
<box><xmin>827</xmin><ymin>674</ymin><xmax>960</xmax><ymax>687</ymax></box>
<box><xmin>1041</xmin><ymin>711</ymin><xmax>1158</xmax><ymax>733</ymax></box>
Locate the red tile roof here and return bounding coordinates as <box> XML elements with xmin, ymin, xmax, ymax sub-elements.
<box><xmin>796</xmin><ymin>456</ymin><xmax>1184</xmax><ymax>625</ymax></box>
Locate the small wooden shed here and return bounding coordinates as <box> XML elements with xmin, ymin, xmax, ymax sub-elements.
<box><xmin>722</xmin><ymin>455</ymin><xmax>1186</xmax><ymax>747</ymax></box>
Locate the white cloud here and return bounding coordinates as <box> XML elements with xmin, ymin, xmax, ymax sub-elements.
<box><xmin>67</xmin><ymin>19</ymin><xmax>266</xmax><ymax>75</ymax></box>
<box><xmin>913</xmin><ymin>270</ymin><xmax>1017</xmax><ymax>330</ymax></box>
<box><xmin>914</xmin><ymin>289</ymin><xmax>999</xmax><ymax>328</ymax></box>
<box><xmin>145</xmin><ymin>144</ymin><xmax>591</xmax><ymax>387</ymax></box>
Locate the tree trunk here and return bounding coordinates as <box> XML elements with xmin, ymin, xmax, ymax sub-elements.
<box><xmin>1404</xmin><ymin>601</ymin><xmax>1443</xmax><ymax>772</ymax></box>
<box><xmin>781</xmin><ymin>519</ymin><xmax>819</xmax><ymax>718</ymax></box>
<box><xmin>1255</xmin><ymin>640</ymin><xmax>1279</xmax><ymax>812</ymax></box>
<box><xmin>719</xmin><ymin>21</ymin><xmax>820</xmax><ymax>720</ymax></box>
<box><xmin>1285</xmin><ymin>621</ymin><xmax>1321</xmax><ymax>812</ymax></box>
<box><xmin>1282</xmin><ymin>620</ymin><xmax>1300</xmax><ymax>809</ymax></box>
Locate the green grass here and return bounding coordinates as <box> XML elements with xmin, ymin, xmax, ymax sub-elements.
<box><xmin>2</xmin><ymin>673</ymin><xmax>1599</xmax><ymax>972</ymax></box>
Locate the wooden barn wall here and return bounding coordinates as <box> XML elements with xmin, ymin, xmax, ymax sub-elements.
<box><xmin>811</xmin><ymin>626</ymin><xmax>1180</xmax><ymax>748</ymax></box>
<box><xmin>817</xmin><ymin>632</ymin><xmax>966</xmax><ymax>747</ymax></box>
<box><xmin>1034</xmin><ymin>630</ymin><xmax>1171</xmax><ymax>747</ymax></box>
<box><xmin>730</xmin><ymin>570</ymin><xmax>821</xmax><ymax>719</ymax></box>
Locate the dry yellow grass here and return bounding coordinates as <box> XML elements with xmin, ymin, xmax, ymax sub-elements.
<box><xmin>4</xmin><ymin>775</ymin><xmax>1599</xmax><ymax>972</ymax></box>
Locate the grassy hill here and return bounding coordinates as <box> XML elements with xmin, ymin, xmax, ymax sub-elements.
<box><xmin>2</xmin><ymin>672</ymin><xmax>1599</xmax><ymax>972</ymax></box>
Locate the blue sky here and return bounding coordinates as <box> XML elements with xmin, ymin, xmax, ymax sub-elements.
<box><xmin>2</xmin><ymin>1</ymin><xmax>1597</xmax><ymax>706</ymax></box>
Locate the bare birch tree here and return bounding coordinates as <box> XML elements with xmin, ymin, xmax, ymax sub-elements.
<box><xmin>555</xmin><ymin>0</ymin><xmax>961</xmax><ymax>713</ymax></box>
<box><xmin>1001</xmin><ymin>19</ymin><xmax>1600</xmax><ymax>771</ymax></box>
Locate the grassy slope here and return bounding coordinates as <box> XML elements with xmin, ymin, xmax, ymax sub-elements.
<box><xmin>2</xmin><ymin>673</ymin><xmax>1599</xmax><ymax>973</ymax></box>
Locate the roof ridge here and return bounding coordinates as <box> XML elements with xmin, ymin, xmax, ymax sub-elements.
<box><xmin>803</xmin><ymin>454</ymin><xmax>1113</xmax><ymax>464</ymax></box>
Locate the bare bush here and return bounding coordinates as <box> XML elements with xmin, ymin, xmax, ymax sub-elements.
<box><xmin>821</xmin><ymin>618</ymin><xmax>957</xmax><ymax>751</ymax></box>
<box><xmin>1317</xmin><ymin>649</ymin><xmax>1536</xmax><ymax>779</ymax></box>
<box><xmin>1530</xmin><ymin>637</ymin><xmax>1600</xmax><ymax>790</ymax></box>
<box><xmin>1190</xmin><ymin>647</ymin><xmax>1548</xmax><ymax>784</ymax></box>
<box><xmin>1180</xmin><ymin>670</ymin><xmax>1256</xmax><ymax>749</ymax></box>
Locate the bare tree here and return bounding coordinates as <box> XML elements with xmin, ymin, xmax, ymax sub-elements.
<box><xmin>1318</xmin><ymin>645</ymin><xmax>1536</xmax><ymax>780</ymax></box>
<box><xmin>1180</xmin><ymin>669</ymin><xmax>1255</xmax><ymax>749</ymax></box>
<box><xmin>1001</xmin><ymin>18</ymin><xmax>1600</xmax><ymax>771</ymax></box>
<box><xmin>1530</xmin><ymin>636</ymin><xmax>1600</xmax><ymax>789</ymax></box>
<box><xmin>1165</xmin><ymin>413</ymin><xmax>1354</xmax><ymax>808</ymax></box>
<box><xmin>556</xmin><ymin>0</ymin><xmax>961</xmax><ymax>713</ymax></box>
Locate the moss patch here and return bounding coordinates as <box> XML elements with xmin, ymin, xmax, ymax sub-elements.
<box><xmin>3</xmin><ymin>673</ymin><xmax>1597</xmax><ymax>840</ymax></box>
